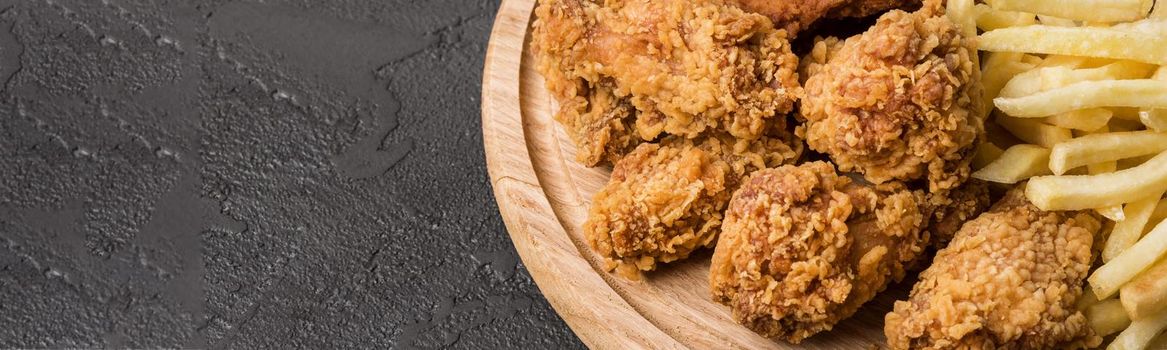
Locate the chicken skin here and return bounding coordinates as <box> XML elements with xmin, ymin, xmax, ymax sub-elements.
<box><xmin>729</xmin><ymin>0</ymin><xmax>921</xmax><ymax>36</ymax></box>
<box><xmin>586</xmin><ymin>130</ymin><xmax>801</xmax><ymax>279</ymax></box>
<box><xmin>532</xmin><ymin>0</ymin><xmax>802</xmax><ymax>166</ymax></box>
<box><xmin>710</xmin><ymin>161</ymin><xmax>926</xmax><ymax>342</ymax></box>
<box><xmin>799</xmin><ymin>2</ymin><xmax>983</xmax><ymax>192</ymax></box>
<box><xmin>885</xmin><ymin>186</ymin><xmax>1103</xmax><ymax>350</ymax></box>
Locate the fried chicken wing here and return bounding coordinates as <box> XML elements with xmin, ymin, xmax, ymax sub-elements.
<box><xmin>885</xmin><ymin>186</ymin><xmax>1103</xmax><ymax>350</ymax></box>
<box><xmin>799</xmin><ymin>3</ymin><xmax>983</xmax><ymax>192</ymax></box>
<box><xmin>710</xmin><ymin>161</ymin><xmax>926</xmax><ymax>342</ymax></box>
<box><xmin>532</xmin><ymin>0</ymin><xmax>802</xmax><ymax>159</ymax></box>
<box><xmin>728</xmin><ymin>0</ymin><xmax>921</xmax><ymax>36</ymax></box>
<box><xmin>586</xmin><ymin>130</ymin><xmax>801</xmax><ymax>279</ymax></box>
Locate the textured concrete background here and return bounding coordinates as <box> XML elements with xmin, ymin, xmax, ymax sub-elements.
<box><xmin>0</xmin><ymin>0</ymin><xmax>583</xmax><ymax>348</ymax></box>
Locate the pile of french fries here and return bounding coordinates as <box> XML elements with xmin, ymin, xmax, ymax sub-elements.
<box><xmin>953</xmin><ymin>0</ymin><xmax>1167</xmax><ymax>348</ymax></box>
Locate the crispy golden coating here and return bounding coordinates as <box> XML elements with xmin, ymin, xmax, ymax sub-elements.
<box><xmin>554</xmin><ymin>84</ymin><xmax>643</xmax><ymax>166</ymax></box>
<box><xmin>885</xmin><ymin>186</ymin><xmax>1102</xmax><ymax>350</ymax></box>
<box><xmin>586</xmin><ymin>131</ymin><xmax>801</xmax><ymax>279</ymax></box>
<box><xmin>729</xmin><ymin>0</ymin><xmax>921</xmax><ymax>36</ymax></box>
<box><xmin>710</xmin><ymin>162</ymin><xmax>926</xmax><ymax>342</ymax></box>
<box><xmin>923</xmin><ymin>179</ymin><xmax>991</xmax><ymax>248</ymax></box>
<box><xmin>800</xmin><ymin>6</ymin><xmax>983</xmax><ymax>192</ymax></box>
<box><xmin>532</xmin><ymin>0</ymin><xmax>802</xmax><ymax>163</ymax></box>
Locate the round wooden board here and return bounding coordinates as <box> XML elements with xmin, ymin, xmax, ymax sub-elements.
<box><xmin>482</xmin><ymin>0</ymin><xmax>911</xmax><ymax>348</ymax></box>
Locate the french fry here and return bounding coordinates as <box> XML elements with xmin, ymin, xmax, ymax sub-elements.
<box><xmin>1087</xmin><ymin>155</ymin><xmax>1118</xmax><ymax>177</ymax></box>
<box><xmin>998</xmin><ymin>68</ymin><xmax>1044</xmax><ymax>98</ymax></box>
<box><xmin>1100</xmin><ymin>205</ymin><xmax>1128</xmax><ymax>222</ymax></box>
<box><xmin>1090</xmin><ymin>151</ymin><xmax>1128</xmax><ymax>221</ymax></box>
<box><xmin>1037</xmin><ymin>15</ymin><xmax>1079</xmax><ymax>27</ymax></box>
<box><xmin>1020</xmin><ymin>54</ymin><xmax>1044</xmax><ymax>66</ymax></box>
<box><xmin>995</xmin><ymin>60</ymin><xmax>1152</xmax><ymax>98</ymax></box>
<box><xmin>1139</xmin><ymin>67</ymin><xmax>1167</xmax><ymax>131</ymax></box>
<box><xmin>996</xmin><ymin>80</ymin><xmax>1167</xmax><ymax>117</ymax></box>
<box><xmin>947</xmin><ymin>0</ymin><xmax>977</xmax><ymax>39</ymax></box>
<box><xmin>1088</xmin><ymin>299</ymin><xmax>1132</xmax><ymax>337</ymax></box>
<box><xmin>974</xmin><ymin>3</ymin><xmax>1037</xmax><ymax>30</ymax></box>
<box><xmin>1027</xmin><ymin>150</ymin><xmax>1167</xmax><ymax>210</ymax></box>
<box><xmin>1038</xmin><ymin>55</ymin><xmax>1084</xmax><ymax>68</ymax></box>
<box><xmin>1120</xmin><ymin>153</ymin><xmax>1160</xmax><ymax>169</ymax></box>
<box><xmin>983</xmin><ymin>51</ymin><xmax>1025</xmax><ymax>68</ymax></box>
<box><xmin>1104</xmin><ymin>192</ymin><xmax>1162</xmax><ymax>261</ymax></box>
<box><xmin>970</xmin><ymin>144</ymin><xmax>1051</xmax><ymax>183</ymax></box>
<box><xmin>983</xmin><ymin>64</ymin><xmax>1036</xmax><ymax>116</ymax></box>
<box><xmin>1089</xmin><ymin>218</ymin><xmax>1167</xmax><ymax>298</ymax></box>
<box><xmin>1111</xmin><ymin>18</ymin><xmax>1167</xmax><ymax>35</ymax></box>
<box><xmin>1046</xmin><ymin>108</ymin><xmax>1113</xmax><ymax>131</ymax></box>
<box><xmin>996</xmin><ymin>115</ymin><xmax>1072</xmax><ymax>147</ymax></box>
<box><xmin>991</xmin><ymin>0</ymin><xmax>1152</xmax><ymax>22</ymax></box>
<box><xmin>1080</xmin><ymin>288</ymin><xmax>1103</xmax><ymax>310</ymax></box>
<box><xmin>1121</xmin><ymin>257</ymin><xmax>1167</xmax><ymax>319</ymax></box>
<box><xmin>1149</xmin><ymin>198</ymin><xmax>1167</xmax><ymax>225</ymax></box>
<box><xmin>972</xmin><ymin>141</ymin><xmax>1005</xmax><ymax>170</ymax></box>
<box><xmin>1047</xmin><ymin>130</ymin><xmax>1167</xmax><ymax>175</ymax></box>
<box><xmin>1040</xmin><ymin>61</ymin><xmax>1157</xmax><ymax>90</ymax></box>
<box><xmin>1085</xmin><ymin>126</ymin><xmax>1117</xmax><ymax>173</ymax></box>
<box><xmin>1154</xmin><ymin>0</ymin><xmax>1166</xmax><ymax>19</ymax></box>
<box><xmin>1109</xmin><ymin>307</ymin><xmax>1167</xmax><ymax>350</ymax></box>
<box><xmin>1148</xmin><ymin>332</ymin><xmax>1167</xmax><ymax>350</ymax></box>
<box><xmin>1141</xmin><ymin>109</ymin><xmax>1167</xmax><ymax>131</ymax></box>
<box><xmin>980</xmin><ymin>25</ymin><xmax>1167</xmax><ymax>65</ymax></box>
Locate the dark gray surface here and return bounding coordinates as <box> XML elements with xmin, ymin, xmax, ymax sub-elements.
<box><xmin>0</xmin><ymin>0</ymin><xmax>584</xmax><ymax>348</ymax></box>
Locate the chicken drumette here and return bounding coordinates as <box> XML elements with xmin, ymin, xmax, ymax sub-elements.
<box><xmin>587</xmin><ymin>129</ymin><xmax>801</xmax><ymax>279</ymax></box>
<box><xmin>710</xmin><ymin>161</ymin><xmax>927</xmax><ymax>342</ymax></box>
<box><xmin>885</xmin><ymin>186</ymin><xmax>1103</xmax><ymax>349</ymax></box>
<box><xmin>532</xmin><ymin>0</ymin><xmax>802</xmax><ymax>165</ymax></box>
<box><xmin>799</xmin><ymin>1</ymin><xmax>983</xmax><ymax>192</ymax></box>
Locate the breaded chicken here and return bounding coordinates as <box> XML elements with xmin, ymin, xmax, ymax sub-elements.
<box><xmin>729</xmin><ymin>0</ymin><xmax>921</xmax><ymax>36</ymax></box>
<box><xmin>710</xmin><ymin>161</ymin><xmax>926</xmax><ymax>342</ymax></box>
<box><xmin>922</xmin><ymin>179</ymin><xmax>990</xmax><ymax>248</ymax></box>
<box><xmin>885</xmin><ymin>186</ymin><xmax>1103</xmax><ymax>350</ymax></box>
<box><xmin>586</xmin><ymin>130</ymin><xmax>801</xmax><ymax>279</ymax></box>
<box><xmin>799</xmin><ymin>3</ymin><xmax>983</xmax><ymax>192</ymax></box>
<box><xmin>550</xmin><ymin>83</ymin><xmax>643</xmax><ymax>166</ymax></box>
<box><xmin>532</xmin><ymin>0</ymin><xmax>802</xmax><ymax>162</ymax></box>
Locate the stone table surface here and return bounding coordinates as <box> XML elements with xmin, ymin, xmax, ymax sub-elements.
<box><xmin>0</xmin><ymin>0</ymin><xmax>584</xmax><ymax>348</ymax></box>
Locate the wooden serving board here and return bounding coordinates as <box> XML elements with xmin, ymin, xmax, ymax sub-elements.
<box><xmin>482</xmin><ymin>0</ymin><xmax>912</xmax><ymax>348</ymax></box>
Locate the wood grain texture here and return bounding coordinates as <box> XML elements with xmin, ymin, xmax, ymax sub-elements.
<box><xmin>482</xmin><ymin>0</ymin><xmax>912</xmax><ymax>348</ymax></box>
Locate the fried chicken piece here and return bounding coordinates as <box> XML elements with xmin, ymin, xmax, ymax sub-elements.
<box><xmin>586</xmin><ymin>129</ymin><xmax>801</xmax><ymax>279</ymax></box>
<box><xmin>710</xmin><ymin>161</ymin><xmax>926</xmax><ymax>342</ymax></box>
<box><xmin>922</xmin><ymin>179</ymin><xmax>990</xmax><ymax>248</ymax></box>
<box><xmin>532</xmin><ymin>0</ymin><xmax>802</xmax><ymax>151</ymax></box>
<box><xmin>729</xmin><ymin>0</ymin><xmax>921</xmax><ymax>36</ymax></box>
<box><xmin>554</xmin><ymin>83</ymin><xmax>643</xmax><ymax>166</ymax></box>
<box><xmin>799</xmin><ymin>3</ymin><xmax>983</xmax><ymax>192</ymax></box>
<box><xmin>885</xmin><ymin>186</ymin><xmax>1103</xmax><ymax>350</ymax></box>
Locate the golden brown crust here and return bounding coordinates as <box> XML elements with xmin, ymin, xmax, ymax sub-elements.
<box><xmin>922</xmin><ymin>179</ymin><xmax>991</xmax><ymax>249</ymax></box>
<box><xmin>728</xmin><ymin>0</ymin><xmax>921</xmax><ymax>36</ymax></box>
<box><xmin>841</xmin><ymin>179</ymin><xmax>927</xmax><ymax>319</ymax></box>
<box><xmin>587</xmin><ymin>132</ymin><xmax>801</xmax><ymax>279</ymax></box>
<box><xmin>885</xmin><ymin>186</ymin><xmax>1103</xmax><ymax>350</ymax></box>
<box><xmin>711</xmin><ymin>162</ymin><xmax>925</xmax><ymax>342</ymax></box>
<box><xmin>555</xmin><ymin>84</ymin><xmax>644</xmax><ymax>166</ymax></box>
<box><xmin>800</xmin><ymin>8</ymin><xmax>983</xmax><ymax>192</ymax></box>
<box><xmin>532</xmin><ymin>0</ymin><xmax>802</xmax><ymax>161</ymax></box>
